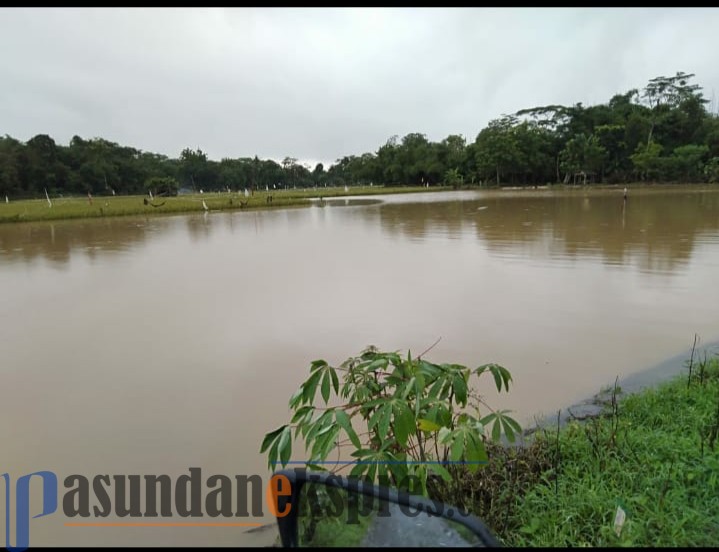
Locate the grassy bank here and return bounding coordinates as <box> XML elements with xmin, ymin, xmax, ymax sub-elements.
<box><xmin>435</xmin><ymin>355</ymin><xmax>719</xmax><ymax>546</ymax></box>
<box><xmin>3</xmin><ymin>183</ymin><xmax>715</xmax><ymax>224</ymax></box>
<box><xmin>0</xmin><ymin>185</ymin><xmax>450</xmax><ymax>224</ymax></box>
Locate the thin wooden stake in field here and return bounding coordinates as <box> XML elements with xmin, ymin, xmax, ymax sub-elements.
<box><xmin>44</xmin><ymin>188</ymin><xmax>52</xmax><ymax>208</ymax></box>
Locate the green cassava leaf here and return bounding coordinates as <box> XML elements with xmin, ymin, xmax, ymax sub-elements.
<box><xmin>336</xmin><ymin>409</ymin><xmax>361</xmax><ymax>449</ymax></box>
<box><xmin>330</xmin><ymin>367</ymin><xmax>339</xmax><ymax>394</ymax></box>
<box><xmin>260</xmin><ymin>425</ymin><xmax>285</xmax><ymax>454</ymax></box>
<box><xmin>438</xmin><ymin>426</ymin><xmax>452</xmax><ymax>444</ymax></box>
<box><xmin>311</xmin><ymin>359</ymin><xmax>328</xmax><ymax>371</ymax></box>
<box><xmin>492</xmin><ymin>418</ymin><xmax>501</xmax><ymax>442</ymax></box>
<box><xmin>393</xmin><ymin>401</ymin><xmax>415</xmax><ymax>447</ymax></box>
<box><xmin>321</xmin><ymin>369</ymin><xmax>331</xmax><ymax>403</ymax></box>
<box><xmin>453</xmin><ymin>373</ymin><xmax>468</xmax><ymax>405</ymax></box>
<box><xmin>378</xmin><ymin>404</ymin><xmax>392</xmax><ymax>440</ymax></box>
<box><xmin>278</xmin><ymin>426</ymin><xmax>292</xmax><ymax>467</ymax></box>
<box><xmin>491</xmin><ymin>367</ymin><xmax>503</xmax><ymax>393</ymax></box>
<box><xmin>503</xmin><ymin>418</ymin><xmax>516</xmax><ymax>443</ymax></box>
<box><xmin>417</xmin><ymin>418</ymin><xmax>442</xmax><ymax>432</ymax></box>
<box><xmin>450</xmin><ymin>432</ymin><xmax>464</xmax><ymax>461</ymax></box>
<box><xmin>428</xmin><ymin>462</ymin><xmax>452</xmax><ymax>482</ymax></box>
<box><xmin>465</xmin><ymin>433</ymin><xmax>487</xmax><ymax>472</ymax></box>
<box><xmin>302</xmin><ymin>370</ymin><xmax>323</xmax><ymax>404</ymax></box>
<box><xmin>289</xmin><ymin>387</ymin><xmax>303</xmax><ymax>408</ymax></box>
<box><xmin>505</xmin><ymin>416</ymin><xmax>522</xmax><ymax>435</ymax></box>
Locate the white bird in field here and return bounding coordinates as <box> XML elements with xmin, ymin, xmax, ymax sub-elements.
<box><xmin>202</xmin><ymin>200</ymin><xmax>208</xmax><ymax>211</ymax></box>
<box><xmin>149</xmin><ymin>190</ymin><xmax>153</xmax><ymax>200</ymax></box>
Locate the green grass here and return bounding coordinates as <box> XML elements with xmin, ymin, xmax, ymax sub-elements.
<box><xmin>439</xmin><ymin>356</ymin><xmax>719</xmax><ymax>547</ymax></box>
<box><xmin>0</xmin><ymin>186</ymin><xmax>450</xmax><ymax>224</ymax></box>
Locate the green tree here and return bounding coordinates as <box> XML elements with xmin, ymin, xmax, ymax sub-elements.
<box><xmin>640</xmin><ymin>72</ymin><xmax>708</xmax><ymax>148</ymax></box>
<box><xmin>179</xmin><ymin>148</ymin><xmax>209</xmax><ymax>190</ymax></box>
<box><xmin>0</xmin><ymin>135</ymin><xmax>23</xmax><ymax>197</ymax></box>
<box><xmin>218</xmin><ymin>158</ymin><xmax>247</xmax><ymax>191</ymax></box>
<box><xmin>513</xmin><ymin>122</ymin><xmax>556</xmax><ymax>185</ymax></box>
<box><xmin>444</xmin><ymin>167</ymin><xmax>463</xmax><ymax>188</ymax></box>
<box><xmin>375</xmin><ymin>136</ymin><xmax>403</xmax><ymax>185</ymax></box>
<box><xmin>312</xmin><ymin>162</ymin><xmax>325</xmax><ymax>186</ymax></box>
<box><xmin>703</xmin><ymin>156</ymin><xmax>719</xmax><ymax>182</ymax></box>
<box><xmin>474</xmin><ymin>116</ymin><xmax>520</xmax><ymax>185</ymax></box>
<box><xmin>630</xmin><ymin>141</ymin><xmax>663</xmax><ymax>181</ymax></box>
<box><xmin>22</xmin><ymin>134</ymin><xmax>68</xmax><ymax>195</ymax></box>
<box><xmin>282</xmin><ymin>157</ymin><xmax>298</xmax><ymax>188</ymax></box>
<box><xmin>559</xmin><ymin>134</ymin><xmax>607</xmax><ymax>183</ymax></box>
<box><xmin>594</xmin><ymin>124</ymin><xmax>628</xmax><ymax>181</ymax></box>
<box><xmin>144</xmin><ymin>176</ymin><xmax>179</xmax><ymax>196</ymax></box>
<box><xmin>668</xmin><ymin>144</ymin><xmax>709</xmax><ymax>181</ymax></box>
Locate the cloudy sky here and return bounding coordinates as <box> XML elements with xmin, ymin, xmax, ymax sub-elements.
<box><xmin>2</xmin><ymin>8</ymin><xmax>719</xmax><ymax>168</ymax></box>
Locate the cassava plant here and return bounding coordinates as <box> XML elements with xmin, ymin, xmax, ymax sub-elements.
<box><xmin>260</xmin><ymin>346</ymin><xmax>520</xmax><ymax>495</ymax></box>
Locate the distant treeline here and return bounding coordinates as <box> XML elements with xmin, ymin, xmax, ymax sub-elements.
<box><xmin>2</xmin><ymin>71</ymin><xmax>719</xmax><ymax>198</ymax></box>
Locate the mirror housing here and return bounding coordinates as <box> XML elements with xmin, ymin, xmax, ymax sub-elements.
<box><xmin>271</xmin><ymin>469</ymin><xmax>500</xmax><ymax>547</ymax></box>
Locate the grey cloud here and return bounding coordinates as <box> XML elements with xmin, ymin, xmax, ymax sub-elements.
<box><xmin>1</xmin><ymin>8</ymin><xmax>718</xmax><ymax>168</ymax></box>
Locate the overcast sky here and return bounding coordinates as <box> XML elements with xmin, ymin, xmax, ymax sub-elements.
<box><xmin>2</xmin><ymin>8</ymin><xmax>719</xmax><ymax>168</ymax></box>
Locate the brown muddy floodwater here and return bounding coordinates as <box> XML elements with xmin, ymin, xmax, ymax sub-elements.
<box><xmin>1</xmin><ymin>188</ymin><xmax>719</xmax><ymax>546</ymax></box>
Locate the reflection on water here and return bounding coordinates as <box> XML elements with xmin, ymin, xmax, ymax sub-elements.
<box><xmin>312</xmin><ymin>197</ymin><xmax>383</xmax><ymax>207</ymax></box>
<box><xmin>376</xmin><ymin>189</ymin><xmax>719</xmax><ymax>275</ymax></box>
<box><xmin>3</xmin><ymin>190</ymin><xmax>717</xmax><ymax>276</ymax></box>
<box><xmin>5</xmin><ymin>190</ymin><xmax>715</xmax><ymax>278</ymax></box>
<box><xmin>186</xmin><ymin>212</ymin><xmax>215</xmax><ymax>243</ymax></box>
<box><xmin>0</xmin><ymin>218</ymin><xmax>153</xmax><ymax>265</ymax></box>
<box><xmin>1</xmin><ymin>188</ymin><xmax>719</xmax><ymax>546</ymax></box>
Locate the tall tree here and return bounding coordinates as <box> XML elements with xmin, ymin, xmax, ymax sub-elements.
<box><xmin>474</xmin><ymin>117</ymin><xmax>520</xmax><ymax>185</ymax></box>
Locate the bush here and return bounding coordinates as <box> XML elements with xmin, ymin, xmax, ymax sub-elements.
<box><xmin>261</xmin><ymin>346</ymin><xmax>519</xmax><ymax>495</ymax></box>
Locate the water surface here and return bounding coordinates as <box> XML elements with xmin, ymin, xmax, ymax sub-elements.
<box><xmin>1</xmin><ymin>187</ymin><xmax>718</xmax><ymax>545</ymax></box>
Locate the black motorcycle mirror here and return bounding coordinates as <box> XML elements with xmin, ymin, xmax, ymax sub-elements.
<box><xmin>270</xmin><ymin>469</ymin><xmax>500</xmax><ymax>547</ymax></box>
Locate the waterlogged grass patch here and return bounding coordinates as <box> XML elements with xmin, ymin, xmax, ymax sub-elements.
<box><xmin>0</xmin><ymin>186</ymin><xmax>449</xmax><ymax>224</ymax></box>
